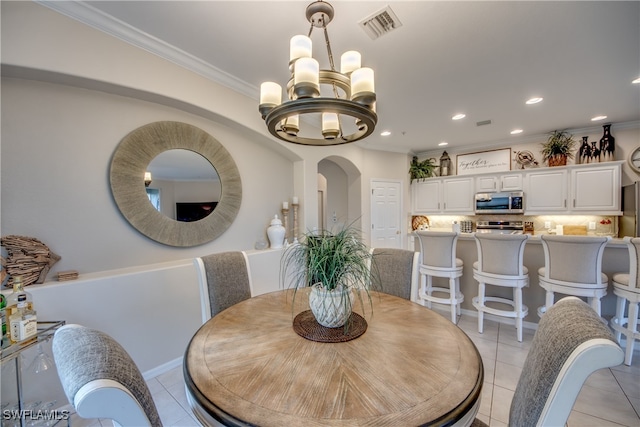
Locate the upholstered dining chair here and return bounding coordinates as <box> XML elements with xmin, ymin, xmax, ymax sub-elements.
<box><xmin>194</xmin><ymin>251</ymin><xmax>253</xmax><ymax>323</ymax></box>
<box><xmin>471</xmin><ymin>296</ymin><xmax>624</xmax><ymax>427</ymax></box>
<box><xmin>472</xmin><ymin>233</ymin><xmax>530</xmax><ymax>342</ymax></box>
<box><xmin>537</xmin><ymin>234</ymin><xmax>611</xmax><ymax>318</ymax></box>
<box><xmin>414</xmin><ymin>230</ymin><xmax>464</xmax><ymax>323</ymax></box>
<box><xmin>610</xmin><ymin>236</ymin><xmax>640</xmax><ymax>366</ymax></box>
<box><xmin>52</xmin><ymin>324</ymin><xmax>162</xmax><ymax>427</ymax></box>
<box><xmin>369</xmin><ymin>248</ymin><xmax>420</xmax><ymax>301</ymax></box>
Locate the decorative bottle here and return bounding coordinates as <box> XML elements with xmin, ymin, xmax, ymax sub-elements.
<box><xmin>9</xmin><ymin>294</ymin><xmax>37</xmax><ymax>343</ymax></box>
<box><xmin>267</xmin><ymin>215</ymin><xmax>286</xmax><ymax>249</ymax></box>
<box><xmin>0</xmin><ymin>294</ymin><xmax>6</xmax><ymax>338</ymax></box>
<box><xmin>599</xmin><ymin>124</ymin><xmax>615</xmax><ymax>162</ymax></box>
<box><xmin>5</xmin><ymin>276</ymin><xmax>33</xmax><ymax>324</ymax></box>
<box><xmin>578</xmin><ymin>136</ymin><xmax>591</xmax><ymax>164</ymax></box>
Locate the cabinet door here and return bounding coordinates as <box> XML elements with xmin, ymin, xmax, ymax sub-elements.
<box><xmin>443</xmin><ymin>177</ymin><xmax>475</xmax><ymax>213</ymax></box>
<box><xmin>570</xmin><ymin>165</ymin><xmax>620</xmax><ymax>212</ymax></box>
<box><xmin>412</xmin><ymin>180</ymin><xmax>441</xmax><ymax>213</ymax></box>
<box><xmin>476</xmin><ymin>176</ymin><xmax>498</xmax><ymax>192</ymax></box>
<box><xmin>500</xmin><ymin>173</ymin><xmax>523</xmax><ymax>191</ymax></box>
<box><xmin>525</xmin><ymin>169</ymin><xmax>568</xmax><ymax>212</ymax></box>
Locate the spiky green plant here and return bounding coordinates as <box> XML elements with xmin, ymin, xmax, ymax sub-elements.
<box><xmin>280</xmin><ymin>222</ymin><xmax>377</xmax><ymax>325</ymax></box>
<box><xmin>541</xmin><ymin>130</ymin><xmax>576</xmax><ymax>165</ymax></box>
<box><xmin>409</xmin><ymin>156</ymin><xmax>438</xmax><ymax>182</ymax></box>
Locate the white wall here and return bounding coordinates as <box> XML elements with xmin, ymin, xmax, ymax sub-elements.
<box><xmin>1</xmin><ymin>77</ymin><xmax>294</xmax><ymax>274</ymax></box>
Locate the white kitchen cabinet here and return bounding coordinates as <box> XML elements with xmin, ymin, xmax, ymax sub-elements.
<box><xmin>443</xmin><ymin>177</ymin><xmax>475</xmax><ymax>213</ymax></box>
<box><xmin>524</xmin><ymin>169</ymin><xmax>568</xmax><ymax>213</ymax></box>
<box><xmin>412</xmin><ymin>176</ymin><xmax>474</xmax><ymax>214</ymax></box>
<box><xmin>412</xmin><ymin>180</ymin><xmax>441</xmax><ymax>213</ymax></box>
<box><xmin>570</xmin><ymin>163</ymin><xmax>621</xmax><ymax>213</ymax></box>
<box><xmin>475</xmin><ymin>173</ymin><xmax>523</xmax><ymax>192</ymax></box>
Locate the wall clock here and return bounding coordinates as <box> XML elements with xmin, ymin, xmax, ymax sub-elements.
<box><xmin>629</xmin><ymin>146</ymin><xmax>640</xmax><ymax>174</ymax></box>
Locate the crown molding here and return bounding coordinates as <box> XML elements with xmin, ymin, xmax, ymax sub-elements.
<box><xmin>35</xmin><ymin>0</ymin><xmax>258</xmax><ymax>100</ymax></box>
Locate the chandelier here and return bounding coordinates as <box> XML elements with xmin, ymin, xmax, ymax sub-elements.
<box><xmin>259</xmin><ymin>1</ymin><xmax>377</xmax><ymax>146</ymax></box>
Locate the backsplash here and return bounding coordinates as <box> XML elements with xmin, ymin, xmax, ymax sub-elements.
<box><xmin>415</xmin><ymin>214</ymin><xmax>618</xmax><ymax>236</ymax></box>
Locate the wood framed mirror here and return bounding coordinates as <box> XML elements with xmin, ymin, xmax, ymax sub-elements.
<box><xmin>110</xmin><ymin>121</ymin><xmax>242</xmax><ymax>247</ymax></box>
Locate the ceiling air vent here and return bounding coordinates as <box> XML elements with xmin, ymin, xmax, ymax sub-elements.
<box><xmin>359</xmin><ymin>6</ymin><xmax>402</xmax><ymax>40</ymax></box>
<box><xmin>476</xmin><ymin>120</ymin><xmax>492</xmax><ymax>127</ymax></box>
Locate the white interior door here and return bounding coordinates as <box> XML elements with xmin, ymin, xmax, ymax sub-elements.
<box><xmin>371</xmin><ymin>179</ymin><xmax>402</xmax><ymax>248</ymax></box>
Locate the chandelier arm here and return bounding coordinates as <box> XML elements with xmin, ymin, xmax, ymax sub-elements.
<box><xmin>323</xmin><ymin>26</ymin><xmax>336</xmax><ymax>72</ymax></box>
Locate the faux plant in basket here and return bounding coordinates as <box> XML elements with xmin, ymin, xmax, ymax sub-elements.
<box><xmin>280</xmin><ymin>223</ymin><xmax>376</xmax><ymax>330</ymax></box>
<box><xmin>541</xmin><ymin>130</ymin><xmax>577</xmax><ymax>167</ymax></box>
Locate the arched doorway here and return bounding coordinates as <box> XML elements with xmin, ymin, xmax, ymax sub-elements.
<box><xmin>317</xmin><ymin>156</ymin><xmax>362</xmax><ymax>232</ymax></box>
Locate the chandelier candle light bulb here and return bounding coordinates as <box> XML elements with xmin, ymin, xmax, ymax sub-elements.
<box><xmin>290</xmin><ymin>35</ymin><xmax>312</xmax><ymax>63</ymax></box>
<box><xmin>282</xmin><ymin>114</ymin><xmax>299</xmax><ymax>136</ymax></box>
<box><xmin>294</xmin><ymin>57</ymin><xmax>320</xmax><ymax>98</ymax></box>
<box><xmin>322</xmin><ymin>113</ymin><xmax>340</xmax><ymax>139</ymax></box>
<box><xmin>340</xmin><ymin>51</ymin><xmax>361</xmax><ymax>74</ymax></box>
<box><xmin>259</xmin><ymin>82</ymin><xmax>282</xmax><ymax>117</ymax></box>
<box><xmin>351</xmin><ymin>67</ymin><xmax>375</xmax><ymax>105</ymax></box>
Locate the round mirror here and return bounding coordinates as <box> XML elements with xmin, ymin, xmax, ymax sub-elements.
<box><xmin>146</xmin><ymin>149</ymin><xmax>221</xmax><ymax>222</ymax></box>
<box><xmin>110</xmin><ymin>121</ymin><xmax>242</xmax><ymax>247</ymax></box>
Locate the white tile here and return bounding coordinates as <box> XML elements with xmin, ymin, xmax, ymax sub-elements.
<box><xmin>152</xmin><ymin>388</ymin><xmax>192</xmax><ymax>426</ymax></box>
<box><xmin>494</xmin><ymin>361</ymin><xmax>522</xmax><ymax>391</ymax></box>
<box><xmin>482</xmin><ymin>356</ymin><xmax>496</xmax><ymax>385</ymax></box>
<box><xmin>611</xmin><ymin>367</ymin><xmax>640</xmax><ymax>400</ymax></box>
<box><xmin>146</xmin><ymin>377</ymin><xmax>165</xmax><ymax>395</ymax></box>
<box><xmin>584</xmin><ymin>368</ymin><xmax>627</xmax><ymax>394</ymax></box>
<box><xmin>573</xmin><ymin>383</ymin><xmax>640</xmax><ymax>426</ymax></box>
<box><xmin>495</xmin><ymin>342</ymin><xmax>528</xmax><ymax>368</ymax></box>
<box><xmin>469</xmin><ymin>335</ymin><xmax>498</xmax><ymax>362</ymax></box>
<box><xmin>478</xmin><ymin>381</ymin><xmax>493</xmax><ymax>417</ymax></box>
<box><xmin>497</xmin><ymin>323</ymin><xmax>535</xmax><ymax>349</ymax></box>
<box><xmin>169</xmin><ymin>414</ymin><xmax>202</xmax><ymax>427</ymax></box>
<box><xmin>567</xmin><ymin>410</ymin><xmax>628</xmax><ymax>427</ymax></box>
<box><xmin>156</xmin><ymin>366</ymin><xmax>185</xmax><ymax>389</ymax></box>
<box><xmin>490</xmin><ymin>385</ymin><xmax>513</xmax><ymax>424</ymax></box>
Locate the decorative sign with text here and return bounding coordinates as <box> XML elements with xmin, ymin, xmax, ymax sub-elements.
<box><xmin>456</xmin><ymin>148</ymin><xmax>511</xmax><ymax>175</ymax></box>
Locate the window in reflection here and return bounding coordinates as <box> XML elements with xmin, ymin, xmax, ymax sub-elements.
<box><xmin>146</xmin><ymin>188</ymin><xmax>161</xmax><ymax>212</ymax></box>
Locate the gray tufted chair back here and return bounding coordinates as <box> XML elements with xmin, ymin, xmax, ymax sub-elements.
<box><xmin>195</xmin><ymin>251</ymin><xmax>253</xmax><ymax>323</ymax></box>
<box><xmin>370</xmin><ymin>248</ymin><xmax>420</xmax><ymax>301</ymax></box>
<box><xmin>52</xmin><ymin>324</ymin><xmax>162</xmax><ymax>427</ymax></box>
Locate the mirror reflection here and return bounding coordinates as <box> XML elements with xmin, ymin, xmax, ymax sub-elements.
<box><xmin>145</xmin><ymin>149</ymin><xmax>221</xmax><ymax>222</ymax></box>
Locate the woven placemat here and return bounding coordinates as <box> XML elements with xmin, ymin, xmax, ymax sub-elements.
<box><xmin>293</xmin><ymin>310</ymin><xmax>367</xmax><ymax>343</ymax></box>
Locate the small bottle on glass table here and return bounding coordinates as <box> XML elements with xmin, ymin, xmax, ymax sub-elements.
<box><xmin>9</xmin><ymin>294</ymin><xmax>37</xmax><ymax>343</ymax></box>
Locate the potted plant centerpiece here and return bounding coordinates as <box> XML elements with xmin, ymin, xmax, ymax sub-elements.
<box><xmin>541</xmin><ymin>130</ymin><xmax>577</xmax><ymax>167</ymax></box>
<box><xmin>281</xmin><ymin>223</ymin><xmax>375</xmax><ymax>329</ymax></box>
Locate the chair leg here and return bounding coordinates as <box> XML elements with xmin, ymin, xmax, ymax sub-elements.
<box><xmin>589</xmin><ymin>297</ymin><xmax>602</xmax><ymax>317</ymax></box>
<box><xmin>449</xmin><ymin>277</ymin><xmax>457</xmax><ymax>324</ymax></box>
<box><xmin>515</xmin><ymin>287</ymin><xmax>523</xmax><ymax>342</ymax></box>
<box><xmin>624</xmin><ymin>302</ymin><xmax>639</xmax><ymax>366</ymax></box>
<box><xmin>545</xmin><ymin>290</ymin><xmax>554</xmax><ymax>313</ymax></box>
<box><xmin>477</xmin><ymin>282</ymin><xmax>485</xmax><ymax>334</ymax></box>
<box><xmin>425</xmin><ymin>275</ymin><xmax>433</xmax><ymax>309</ymax></box>
<box><xmin>614</xmin><ymin>296</ymin><xmax>626</xmax><ymax>343</ymax></box>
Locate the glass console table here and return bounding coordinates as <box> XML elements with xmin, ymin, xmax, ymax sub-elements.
<box><xmin>1</xmin><ymin>321</ymin><xmax>66</xmax><ymax>427</ymax></box>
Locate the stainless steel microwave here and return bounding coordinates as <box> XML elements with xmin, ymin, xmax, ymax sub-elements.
<box><xmin>475</xmin><ymin>191</ymin><xmax>524</xmax><ymax>214</ymax></box>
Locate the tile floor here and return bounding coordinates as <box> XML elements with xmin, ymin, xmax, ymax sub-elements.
<box><xmin>68</xmin><ymin>312</ymin><xmax>640</xmax><ymax>427</ymax></box>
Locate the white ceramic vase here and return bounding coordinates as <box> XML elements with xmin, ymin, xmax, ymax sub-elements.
<box><xmin>308</xmin><ymin>283</ymin><xmax>354</xmax><ymax>328</ymax></box>
<box><xmin>267</xmin><ymin>215</ymin><xmax>285</xmax><ymax>249</ymax></box>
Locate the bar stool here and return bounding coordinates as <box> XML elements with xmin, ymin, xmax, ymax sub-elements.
<box><xmin>472</xmin><ymin>233</ymin><xmax>530</xmax><ymax>342</ymax></box>
<box><xmin>610</xmin><ymin>237</ymin><xmax>640</xmax><ymax>366</ymax></box>
<box><xmin>415</xmin><ymin>230</ymin><xmax>464</xmax><ymax>323</ymax></box>
<box><xmin>537</xmin><ymin>235</ymin><xmax>611</xmax><ymax>318</ymax></box>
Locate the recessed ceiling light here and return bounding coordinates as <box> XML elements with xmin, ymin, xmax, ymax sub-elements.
<box><xmin>633</xmin><ymin>77</ymin><xmax>640</xmax><ymax>84</ymax></box>
<box><xmin>525</xmin><ymin>97</ymin><xmax>543</xmax><ymax>105</ymax></box>
<box><xmin>510</xmin><ymin>129</ymin><xmax>523</xmax><ymax>135</ymax></box>
<box><xmin>438</xmin><ymin>141</ymin><xmax>448</xmax><ymax>146</ymax></box>
<box><xmin>380</xmin><ymin>130</ymin><xmax>391</xmax><ymax>136</ymax></box>
<box><xmin>591</xmin><ymin>115</ymin><xmax>607</xmax><ymax>121</ymax></box>
<box><xmin>451</xmin><ymin>114</ymin><xmax>466</xmax><ymax>120</ymax></box>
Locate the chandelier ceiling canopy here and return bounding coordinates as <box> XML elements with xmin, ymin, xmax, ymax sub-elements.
<box><xmin>259</xmin><ymin>1</ymin><xmax>377</xmax><ymax>146</ymax></box>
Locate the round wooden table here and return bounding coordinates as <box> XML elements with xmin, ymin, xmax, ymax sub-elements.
<box><xmin>184</xmin><ymin>290</ymin><xmax>483</xmax><ymax>426</ymax></box>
